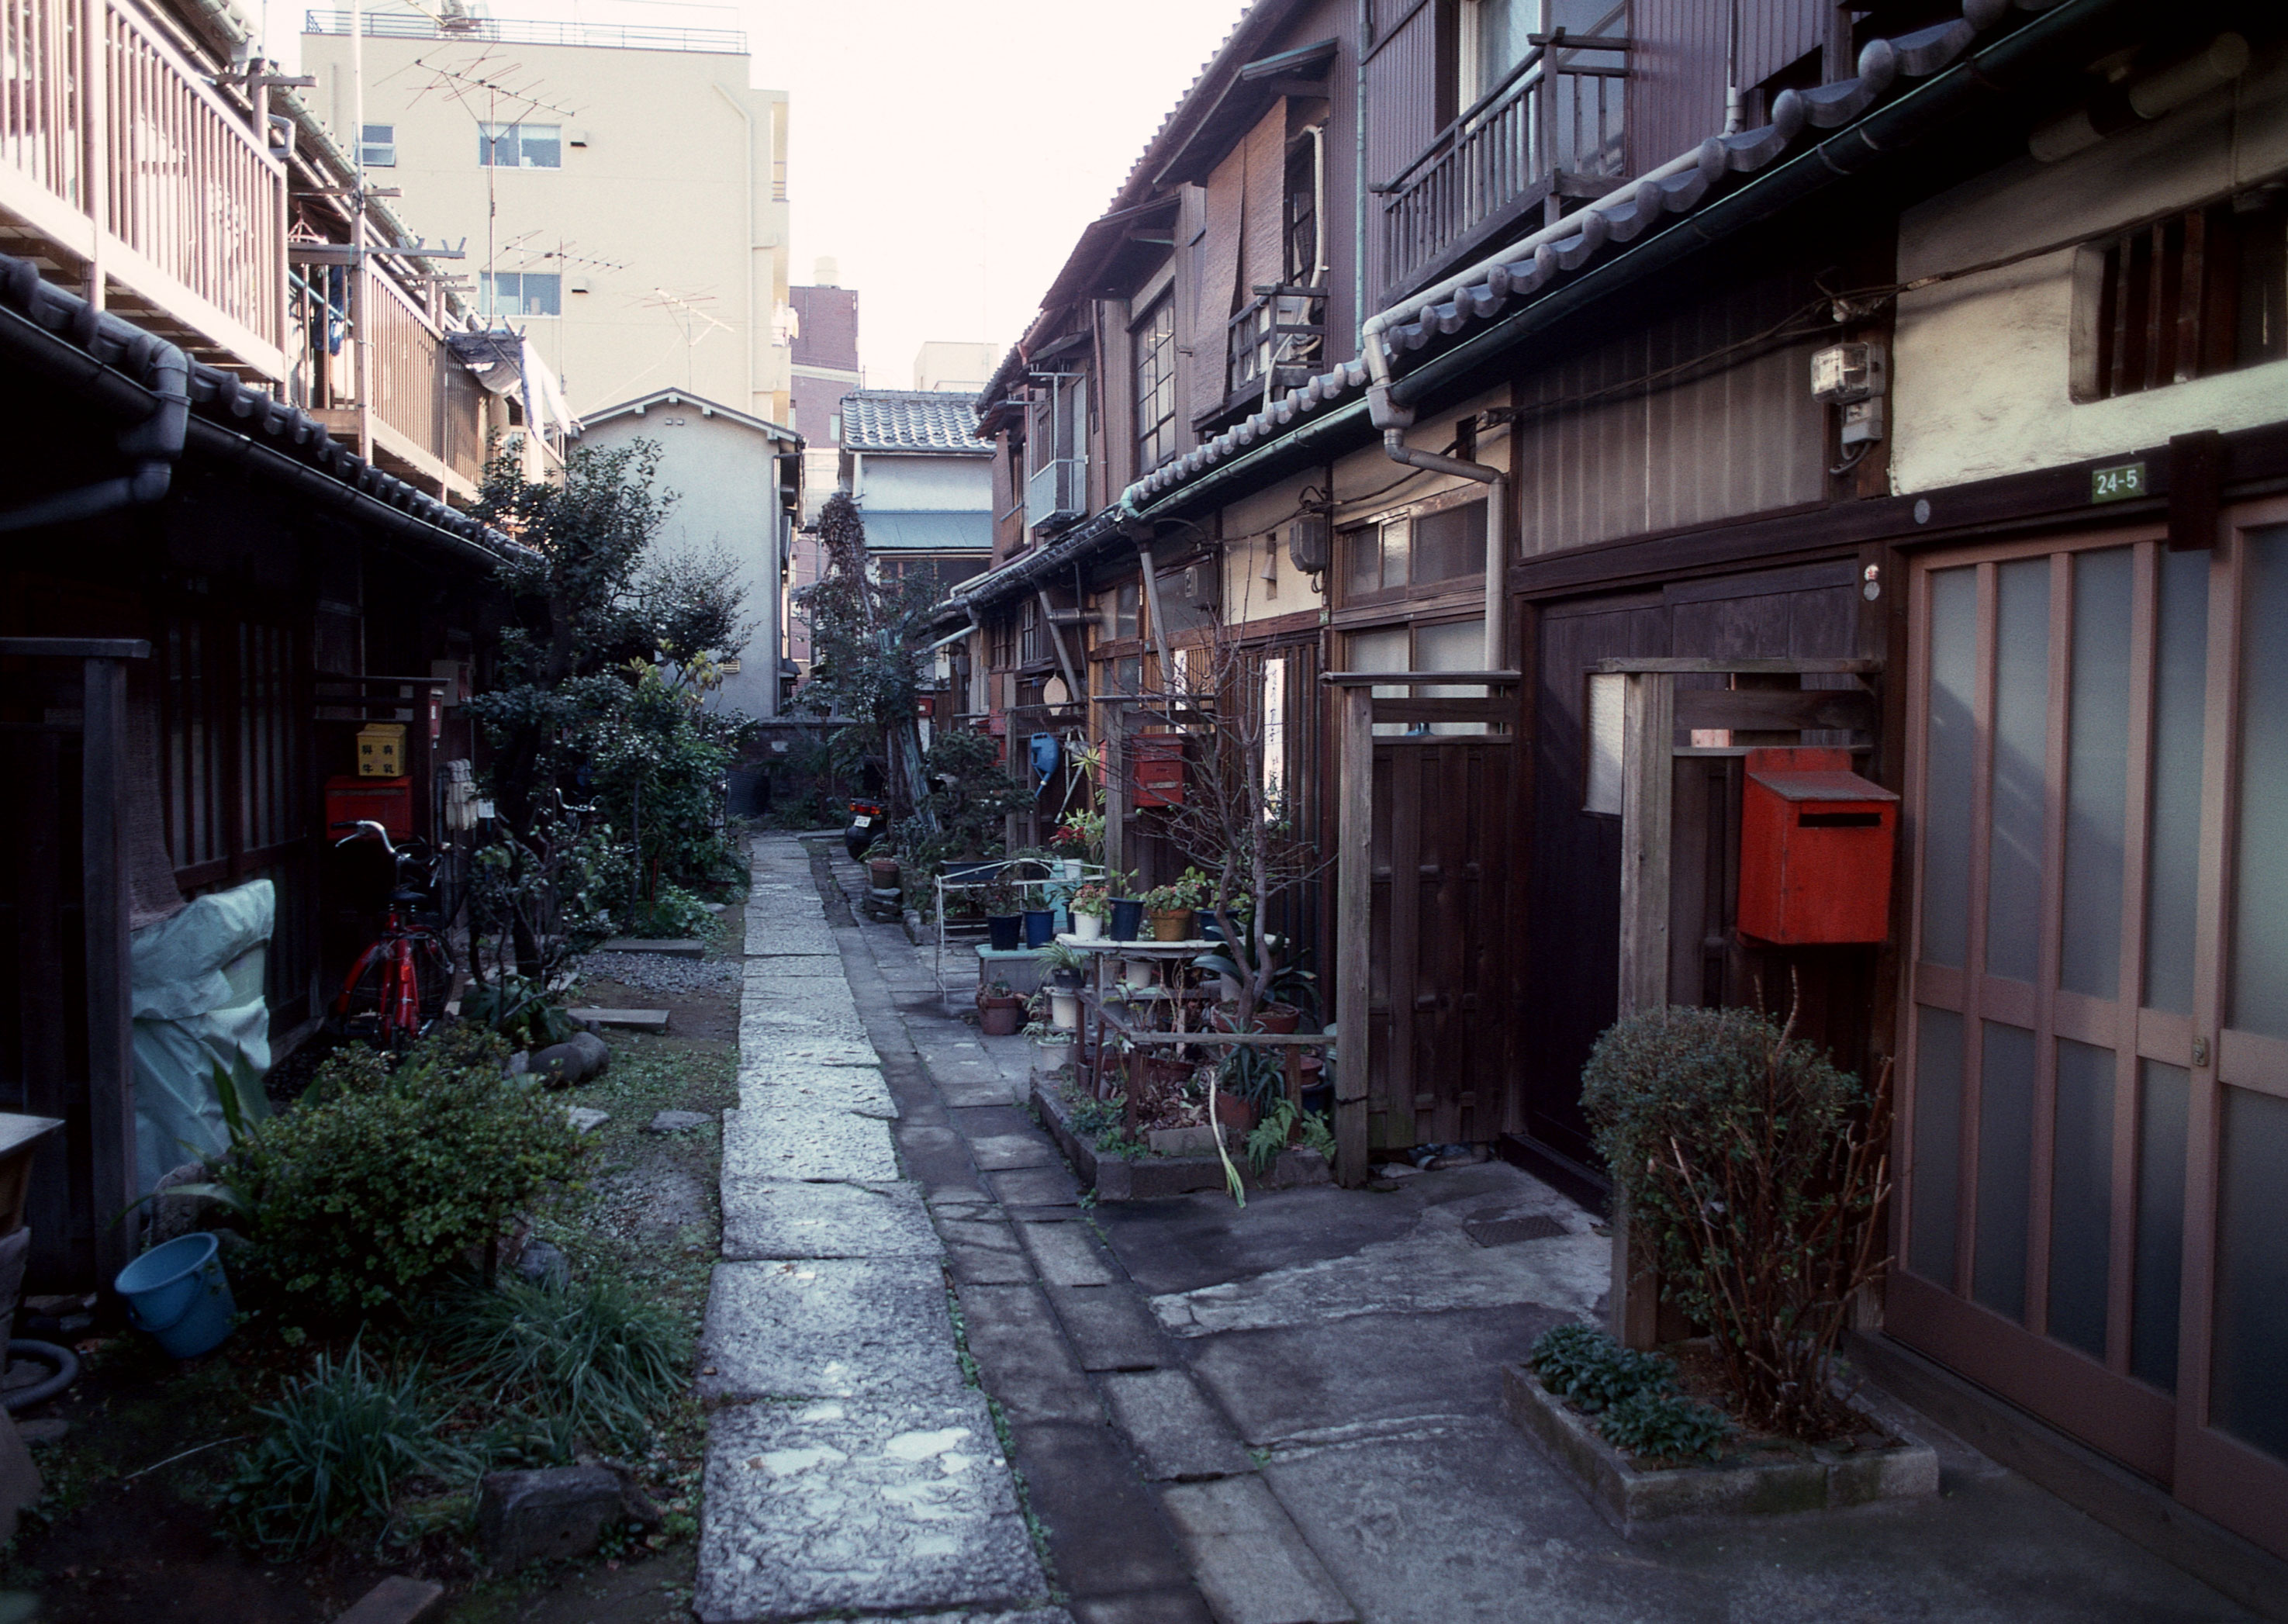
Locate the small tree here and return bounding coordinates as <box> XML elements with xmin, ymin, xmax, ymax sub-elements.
<box><xmin>1155</xmin><ymin>627</ymin><xmax>1328</xmax><ymax>1031</ymax></box>
<box><xmin>464</xmin><ymin>441</ymin><xmax>748</xmax><ymax>976</ymax></box>
<box><xmin>791</xmin><ymin>492</ymin><xmax>936</xmax><ymax>823</ymax></box>
<box><xmin>1580</xmin><ymin>1002</ymin><xmax>1891</xmax><ymax>1439</ymax></box>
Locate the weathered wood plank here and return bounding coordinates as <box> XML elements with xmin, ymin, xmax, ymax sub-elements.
<box><xmin>1671</xmin><ymin>687</ymin><xmax>1875</xmax><ymax>733</ymax></box>
<box><xmin>81</xmin><ymin>657</ymin><xmax>137</xmax><ymax>1288</ymax></box>
<box><xmin>1334</xmin><ymin>684</ymin><xmax>1374</xmax><ymax>1187</ymax></box>
<box><xmin>1612</xmin><ymin>671</ymin><xmax>1674</xmax><ymax>1351</ymax></box>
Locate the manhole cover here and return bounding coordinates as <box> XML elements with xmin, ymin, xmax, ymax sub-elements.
<box><xmin>1464</xmin><ymin>1213</ymin><xmax>1569</xmax><ymax>1248</ymax></box>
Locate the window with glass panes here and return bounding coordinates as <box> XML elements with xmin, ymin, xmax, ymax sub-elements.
<box><xmin>479</xmin><ymin>123</ymin><xmax>561</xmax><ymax>169</ymax></box>
<box><xmin>1342</xmin><ymin>499</ymin><xmax>1487</xmax><ymax>603</ymax></box>
<box><xmin>1134</xmin><ymin>297</ymin><xmax>1177</xmax><ymax>475</ymax></box>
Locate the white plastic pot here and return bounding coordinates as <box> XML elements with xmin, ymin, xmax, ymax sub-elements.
<box><xmin>1050</xmin><ymin>990</ymin><xmax>1080</xmax><ymax>1030</ymax></box>
<box><xmin>1072</xmin><ymin>913</ymin><xmax>1104</xmax><ymax>942</ymax></box>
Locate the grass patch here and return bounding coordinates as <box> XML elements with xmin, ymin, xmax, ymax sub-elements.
<box><xmin>430</xmin><ymin>1273</ymin><xmax>684</xmax><ymax>1452</ymax></box>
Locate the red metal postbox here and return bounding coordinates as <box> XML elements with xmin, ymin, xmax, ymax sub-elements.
<box><xmin>1737</xmin><ymin>747</ymin><xmax>1897</xmax><ymax>945</ymax></box>
<box><xmin>325</xmin><ymin>774</ymin><xmax>415</xmax><ymax>841</ymax></box>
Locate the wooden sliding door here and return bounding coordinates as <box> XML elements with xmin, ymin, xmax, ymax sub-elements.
<box><xmin>1894</xmin><ymin>503</ymin><xmax>2288</xmax><ymax>1556</ymax></box>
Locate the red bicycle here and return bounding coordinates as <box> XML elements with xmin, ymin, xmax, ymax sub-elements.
<box><xmin>330</xmin><ymin>820</ymin><xmax>457</xmax><ymax>1049</ymax></box>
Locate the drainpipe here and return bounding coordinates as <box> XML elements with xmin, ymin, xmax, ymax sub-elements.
<box><xmin>1366</xmin><ymin>383</ymin><xmax>1505</xmax><ymax>668</ymax></box>
<box><xmin>1135</xmin><ymin>541</ymin><xmax>1178</xmax><ymax>685</ymax></box>
<box><xmin>0</xmin><ymin>335</ymin><xmax>189</xmax><ymax>531</ymax></box>
<box><xmin>1035</xmin><ymin>585</ymin><xmax>1084</xmax><ymax>703</ymax></box>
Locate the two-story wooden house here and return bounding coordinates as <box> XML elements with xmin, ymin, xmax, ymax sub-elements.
<box><xmin>950</xmin><ymin>0</ymin><xmax>2288</xmax><ymax>1596</ymax></box>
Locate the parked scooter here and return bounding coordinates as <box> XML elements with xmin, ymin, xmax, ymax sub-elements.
<box><xmin>844</xmin><ymin>797</ymin><xmax>887</xmax><ymax>862</ymax></box>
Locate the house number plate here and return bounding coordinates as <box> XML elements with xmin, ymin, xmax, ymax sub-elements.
<box><xmin>2092</xmin><ymin>462</ymin><xmax>2148</xmax><ymax>503</ymax></box>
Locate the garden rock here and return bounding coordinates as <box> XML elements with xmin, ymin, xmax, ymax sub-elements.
<box><xmin>529</xmin><ymin>1042</ymin><xmax>586</xmax><ymax>1087</ymax></box>
<box><xmin>565</xmin><ymin>1107</ymin><xmax>610</xmax><ymax>1135</ymax></box>
<box><xmin>503</xmin><ymin>1051</ymin><xmax>531</xmax><ymax>1077</ymax></box>
<box><xmin>516</xmin><ymin>1239</ymin><xmax>569</xmax><ymax>1287</ymax></box>
<box><xmin>476</xmin><ymin>1464</ymin><xmax>643</xmax><ymax>1570</ymax></box>
<box><xmin>647</xmin><ymin>1109</ymin><xmax>711</xmax><ymax>1134</ymax></box>
<box><xmin>566</xmin><ymin>1030</ymin><xmax>611</xmax><ymax>1080</ymax></box>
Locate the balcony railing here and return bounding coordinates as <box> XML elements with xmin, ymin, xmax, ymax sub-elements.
<box><xmin>303</xmin><ymin>9</ymin><xmax>748</xmax><ymax>55</ymax></box>
<box><xmin>0</xmin><ymin>0</ymin><xmax>287</xmax><ymax>377</ymax></box>
<box><xmin>289</xmin><ymin>255</ymin><xmax>484</xmax><ymax>497</ymax></box>
<box><xmin>1226</xmin><ymin>283</ymin><xmax>1328</xmax><ymax>410</ymax></box>
<box><xmin>1376</xmin><ymin>6</ymin><xmax>1628</xmax><ymax>299</ymax></box>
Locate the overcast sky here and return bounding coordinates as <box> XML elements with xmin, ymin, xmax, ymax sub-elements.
<box><xmin>261</xmin><ymin>0</ymin><xmax>1253</xmax><ymax>385</ymax></box>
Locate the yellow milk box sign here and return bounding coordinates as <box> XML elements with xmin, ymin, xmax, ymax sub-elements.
<box><xmin>357</xmin><ymin>723</ymin><xmax>407</xmax><ymax>778</ymax></box>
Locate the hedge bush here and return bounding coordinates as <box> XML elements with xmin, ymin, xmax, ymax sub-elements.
<box><xmin>230</xmin><ymin>1029</ymin><xmax>587</xmax><ymax>1314</ymax></box>
<box><xmin>1579</xmin><ymin>1005</ymin><xmax>1889</xmax><ymax>1439</ymax></box>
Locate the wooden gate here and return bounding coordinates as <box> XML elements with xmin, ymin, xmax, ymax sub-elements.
<box><xmin>1329</xmin><ymin>669</ymin><xmax>1520</xmax><ymax>1180</ymax></box>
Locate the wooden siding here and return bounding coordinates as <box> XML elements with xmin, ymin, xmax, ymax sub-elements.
<box><xmin>1733</xmin><ymin>0</ymin><xmax>1828</xmax><ymax>93</ymax></box>
<box><xmin>1618</xmin><ymin>0</ymin><xmax>1725</xmax><ymax>178</ymax></box>
<box><xmin>1522</xmin><ymin>563</ymin><xmax>1858</xmax><ymax>1166</ymax></box>
<box><xmin>1362</xmin><ymin>0</ymin><xmax>1440</xmax><ymax>297</ymax></box>
<box><xmin>1512</xmin><ymin>271</ymin><xmax>1827</xmax><ymax>555</ymax></box>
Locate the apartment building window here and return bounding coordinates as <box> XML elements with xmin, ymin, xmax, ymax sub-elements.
<box><xmin>1134</xmin><ymin>296</ymin><xmax>1177</xmax><ymax>475</ymax></box>
<box><xmin>360</xmin><ymin>123</ymin><xmax>396</xmax><ymax>168</ymax></box>
<box><xmin>1342</xmin><ymin>498</ymin><xmax>1488</xmax><ymax>603</ymax></box>
<box><xmin>479</xmin><ymin>122</ymin><xmax>562</xmax><ymax>169</ymax></box>
<box><xmin>480</xmin><ymin>271</ymin><xmax>562</xmax><ymax>317</ymax></box>
<box><xmin>2078</xmin><ymin>192</ymin><xmax>2288</xmax><ymax>400</ymax></box>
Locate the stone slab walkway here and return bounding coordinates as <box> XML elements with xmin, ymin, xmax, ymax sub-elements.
<box><xmin>790</xmin><ymin>837</ymin><xmax>2260</xmax><ymax>1624</ymax></box>
<box><xmin>696</xmin><ymin>835</ymin><xmax>1064</xmax><ymax>1624</ymax></box>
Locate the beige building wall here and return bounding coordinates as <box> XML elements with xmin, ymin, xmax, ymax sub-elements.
<box><xmin>913</xmin><ymin>340</ymin><xmax>997</xmax><ymax>394</ymax></box>
<box><xmin>302</xmin><ymin>19</ymin><xmax>792</xmax><ymax>422</ymax></box>
<box><xmin>1892</xmin><ymin>45</ymin><xmax>2288</xmax><ymax>494</ymax></box>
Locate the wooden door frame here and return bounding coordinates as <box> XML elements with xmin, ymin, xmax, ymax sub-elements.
<box><xmin>1325</xmin><ymin>666</ymin><xmax>1521</xmax><ymax>1185</ymax></box>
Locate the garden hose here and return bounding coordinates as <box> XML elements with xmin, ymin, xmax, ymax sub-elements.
<box><xmin>2</xmin><ymin>1341</ymin><xmax>79</xmax><ymax>1411</ymax></box>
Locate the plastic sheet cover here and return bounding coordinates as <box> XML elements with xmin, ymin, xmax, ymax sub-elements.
<box><xmin>129</xmin><ymin>879</ymin><xmax>276</xmax><ymax>1197</ymax></box>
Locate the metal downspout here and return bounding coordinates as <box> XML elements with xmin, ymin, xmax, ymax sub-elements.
<box><xmin>0</xmin><ymin>335</ymin><xmax>189</xmax><ymax>531</ymax></box>
<box><xmin>1366</xmin><ymin>385</ymin><xmax>1505</xmax><ymax>668</ymax></box>
<box><xmin>1136</xmin><ymin>542</ymin><xmax>1178</xmax><ymax>685</ymax></box>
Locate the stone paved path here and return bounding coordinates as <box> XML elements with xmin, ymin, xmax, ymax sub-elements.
<box><xmin>695</xmin><ymin>835</ymin><xmax>1066</xmax><ymax>1624</ymax></box>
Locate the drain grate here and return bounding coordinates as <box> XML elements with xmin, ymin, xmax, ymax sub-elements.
<box><xmin>1463</xmin><ymin>1213</ymin><xmax>1570</xmax><ymax>1248</ymax></box>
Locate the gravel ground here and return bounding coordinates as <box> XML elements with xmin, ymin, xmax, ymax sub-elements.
<box><xmin>577</xmin><ymin>949</ymin><xmax>742</xmax><ymax>996</ymax></box>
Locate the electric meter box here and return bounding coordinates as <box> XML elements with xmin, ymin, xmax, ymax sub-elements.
<box><xmin>356</xmin><ymin>722</ymin><xmax>407</xmax><ymax>777</ymax></box>
<box><xmin>1737</xmin><ymin>747</ymin><xmax>1898</xmax><ymax>945</ymax></box>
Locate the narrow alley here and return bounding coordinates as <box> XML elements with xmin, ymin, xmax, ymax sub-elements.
<box><xmin>699</xmin><ymin>834</ymin><xmax>2252</xmax><ymax>1624</ymax></box>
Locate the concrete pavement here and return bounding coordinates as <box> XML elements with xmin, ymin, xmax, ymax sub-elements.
<box><xmin>698</xmin><ymin>832</ymin><xmax>2256</xmax><ymax>1624</ymax></box>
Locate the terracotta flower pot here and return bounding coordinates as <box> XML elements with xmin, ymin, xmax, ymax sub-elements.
<box><xmin>1256</xmin><ymin>1003</ymin><xmax>1302</xmax><ymax>1035</ymax></box>
<box><xmin>1149</xmin><ymin>907</ymin><xmax>1195</xmax><ymax>942</ymax></box>
<box><xmin>977</xmin><ymin>997</ymin><xmax>1023</xmax><ymax>1036</ymax></box>
<box><xmin>1212</xmin><ymin>1090</ymin><xmax>1259</xmax><ymax>1134</ymax></box>
<box><xmin>867</xmin><ymin>858</ymin><xmax>901</xmax><ymax>888</ymax></box>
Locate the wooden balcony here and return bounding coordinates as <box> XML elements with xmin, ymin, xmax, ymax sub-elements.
<box><xmin>289</xmin><ymin>252</ymin><xmax>483</xmax><ymax>499</ymax></box>
<box><xmin>1375</xmin><ymin>10</ymin><xmax>1629</xmax><ymax>301</ymax></box>
<box><xmin>0</xmin><ymin>0</ymin><xmax>288</xmax><ymax>378</ymax></box>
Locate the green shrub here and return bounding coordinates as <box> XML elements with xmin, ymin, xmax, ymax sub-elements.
<box><xmin>1529</xmin><ymin>1322</ymin><xmax>1675</xmax><ymax>1413</ymax></box>
<box><xmin>627</xmin><ymin>881</ymin><xmax>715</xmax><ymax>939</ymax></box>
<box><xmin>432</xmin><ymin>1273</ymin><xmax>683</xmax><ymax>1450</ymax></box>
<box><xmin>460</xmin><ymin>974</ymin><xmax>577</xmax><ymax>1050</ymax></box>
<box><xmin>230</xmin><ymin>1030</ymin><xmax>588</xmax><ymax>1314</ymax></box>
<box><xmin>1596</xmin><ymin>1388</ymin><xmax>1733</xmax><ymax>1464</ymax></box>
<box><xmin>223</xmin><ymin>1342</ymin><xmax>475</xmax><ymax>1557</ymax></box>
<box><xmin>1580</xmin><ymin>1005</ymin><xmax>1889</xmax><ymax>1438</ymax></box>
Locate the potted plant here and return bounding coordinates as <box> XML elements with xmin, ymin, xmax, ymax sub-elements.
<box><xmin>1037</xmin><ymin>941</ymin><xmax>1087</xmax><ymax>1028</ymax></box>
<box><xmin>1145</xmin><ymin>868</ymin><xmax>1210</xmax><ymax>942</ymax></box>
<box><xmin>976</xmin><ymin>976</ymin><xmax>1025</xmax><ymax>1035</ymax></box>
<box><xmin>1070</xmin><ymin>882</ymin><xmax>1111</xmax><ymax>942</ymax></box>
<box><xmin>980</xmin><ymin>876</ymin><xmax>1023</xmax><ymax>952</ymax></box>
<box><xmin>1107</xmin><ymin>881</ymin><xmax>1146</xmax><ymax>942</ymax></box>
<box><xmin>866</xmin><ymin>841</ymin><xmax>901</xmax><ymax>892</ymax></box>
<box><xmin>1025</xmin><ymin>1018</ymin><xmax>1076</xmax><ymax>1074</ymax></box>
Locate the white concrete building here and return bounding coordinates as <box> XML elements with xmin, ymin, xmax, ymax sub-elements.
<box><xmin>302</xmin><ymin>8</ymin><xmax>793</xmax><ymax>421</ymax></box>
<box><xmin>581</xmin><ymin>389</ymin><xmax>802</xmax><ymax>719</ymax></box>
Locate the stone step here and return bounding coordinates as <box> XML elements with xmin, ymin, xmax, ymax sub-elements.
<box><xmin>601</xmin><ymin>937</ymin><xmax>707</xmax><ymax>956</ymax></box>
<box><xmin>566</xmin><ymin>1007</ymin><xmax>670</xmax><ymax>1031</ymax></box>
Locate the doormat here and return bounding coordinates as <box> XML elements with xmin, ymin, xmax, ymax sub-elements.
<box><xmin>1463</xmin><ymin>1213</ymin><xmax>1569</xmax><ymax>1247</ymax></box>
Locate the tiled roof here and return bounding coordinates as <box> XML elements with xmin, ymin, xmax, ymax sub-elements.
<box><xmin>840</xmin><ymin>391</ymin><xmax>988</xmax><ymax>454</ymax></box>
<box><xmin>1122</xmin><ymin>0</ymin><xmax>2031</xmax><ymax>513</ymax></box>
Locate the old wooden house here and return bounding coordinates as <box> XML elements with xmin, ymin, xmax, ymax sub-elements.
<box><xmin>0</xmin><ymin>0</ymin><xmax>541</xmax><ymax>1292</ymax></box>
<box><xmin>946</xmin><ymin>0</ymin><xmax>2288</xmax><ymax>1593</ymax></box>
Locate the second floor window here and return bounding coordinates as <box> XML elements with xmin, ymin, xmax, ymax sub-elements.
<box><xmin>1134</xmin><ymin>297</ymin><xmax>1177</xmax><ymax>475</ymax></box>
<box><xmin>2079</xmin><ymin>192</ymin><xmax>2288</xmax><ymax>400</ymax></box>
<box><xmin>480</xmin><ymin>271</ymin><xmax>562</xmax><ymax>317</ymax></box>
<box><xmin>360</xmin><ymin>124</ymin><xmax>396</xmax><ymax>168</ymax></box>
<box><xmin>480</xmin><ymin>123</ymin><xmax>561</xmax><ymax>169</ymax></box>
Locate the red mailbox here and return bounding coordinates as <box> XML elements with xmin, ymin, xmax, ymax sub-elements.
<box><xmin>326</xmin><ymin>774</ymin><xmax>415</xmax><ymax>841</ymax></box>
<box><xmin>1737</xmin><ymin>747</ymin><xmax>1897</xmax><ymax>945</ymax></box>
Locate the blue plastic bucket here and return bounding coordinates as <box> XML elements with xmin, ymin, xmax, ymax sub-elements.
<box><xmin>115</xmin><ymin>1232</ymin><xmax>235</xmax><ymax>1359</ymax></box>
<box><xmin>1108</xmin><ymin>898</ymin><xmax>1146</xmax><ymax>941</ymax></box>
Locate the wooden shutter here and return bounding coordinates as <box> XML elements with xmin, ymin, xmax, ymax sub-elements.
<box><xmin>1362</xmin><ymin>1</ymin><xmax>1440</xmax><ymax>301</ymax></box>
<box><xmin>1241</xmin><ymin>101</ymin><xmax>1289</xmax><ymax>302</ymax></box>
<box><xmin>1193</xmin><ymin>144</ymin><xmax>1247</xmax><ymax>425</ymax></box>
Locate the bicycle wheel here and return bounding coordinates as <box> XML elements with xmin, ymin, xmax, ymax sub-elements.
<box><xmin>331</xmin><ymin>942</ymin><xmax>392</xmax><ymax>1040</ymax></box>
<box><xmin>410</xmin><ymin>931</ymin><xmax>456</xmax><ymax>1022</ymax></box>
